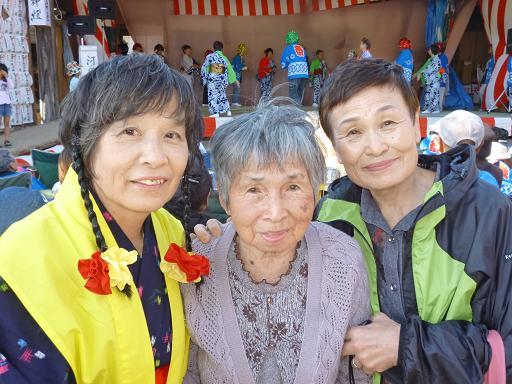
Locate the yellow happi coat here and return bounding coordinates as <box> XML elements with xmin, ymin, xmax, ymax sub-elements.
<box><xmin>0</xmin><ymin>169</ymin><xmax>189</xmax><ymax>383</ymax></box>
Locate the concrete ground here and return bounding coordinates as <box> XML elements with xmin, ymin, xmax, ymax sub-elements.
<box><xmin>2</xmin><ymin>120</ymin><xmax>61</xmax><ymax>156</ymax></box>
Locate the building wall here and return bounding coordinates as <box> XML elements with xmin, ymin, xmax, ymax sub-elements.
<box><xmin>119</xmin><ymin>0</ymin><xmax>428</xmax><ymax>105</ymax></box>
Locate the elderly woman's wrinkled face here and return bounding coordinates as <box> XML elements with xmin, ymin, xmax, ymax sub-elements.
<box><xmin>328</xmin><ymin>85</ymin><xmax>420</xmax><ymax>193</ymax></box>
<box><xmin>90</xmin><ymin>101</ymin><xmax>188</xmax><ymax>218</ymax></box>
<box><xmin>223</xmin><ymin>161</ymin><xmax>315</xmax><ymax>254</ymax></box>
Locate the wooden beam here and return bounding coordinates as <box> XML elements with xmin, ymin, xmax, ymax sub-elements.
<box><xmin>35</xmin><ymin>20</ymin><xmax>60</xmax><ymax>121</ymax></box>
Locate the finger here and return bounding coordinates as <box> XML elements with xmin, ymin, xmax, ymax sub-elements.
<box><xmin>341</xmin><ymin>341</ymin><xmax>356</xmax><ymax>357</ymax></box>
<box><xmin>206</xmin><ymin>219</ymin><xmax>223</xmax><ymax>237</ymax></box>
<box><xmin>363</xmin><ymin>367</ymin><xmax>374</xmax><ymax>376</ymax></box>
<box><xmin>372</xmin><ymin>312</ymin><xmax>386</xmax><ymax>321</ymax></box>
<box><xmin>194</xmin><ymin>224</ymin><xmax>212</xmax><ymax>244</ymax></box>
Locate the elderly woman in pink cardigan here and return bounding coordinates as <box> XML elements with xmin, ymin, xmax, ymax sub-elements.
<box><xmin>181</xmin><ymin>101</ymin><xmax>370</xmax><ymax>384</ymax></box>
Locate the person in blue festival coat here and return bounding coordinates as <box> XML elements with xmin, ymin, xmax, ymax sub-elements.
<box><xmin>231</xmin><ymin>43</ymin><xmax>248</xmax><ymax>107</ymax></box>
<box><xmin>479</xmin><ymin>45</ymin><xmax>494</xmax><ymax>103</ymax></box>
<box><xmin>416</xmin><ymin>44</ymin><xmax>442</xmax><ymax>113</ymax></box>
<box><xmin>280</xmin><ymin>30</ymin><xmax>309</xmax><ymax>105</ymax></box>
<box><xmin>394</xmin><ymin>38</ymin><xmax>414</xmax><ymax>83</ymax></box>
<box><xmin>438</xmin><ymin>43</ymin><xmax>449</xmax><ymax>112</ymax></box>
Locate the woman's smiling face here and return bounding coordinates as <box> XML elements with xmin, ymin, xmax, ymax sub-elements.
<box><xmin>223</xmin><ymin>160</ymin><xmax>315</xmax><ymax>255</ymax></box>
<box><xmin>328</xmin><ymin>85</ymin><xmax>420</xmax><ymax>193</ymax></box>
<box><xmin>90</xmin><ymin>100</ymin><xmax>189</xmax><ymax>218</ymax></box>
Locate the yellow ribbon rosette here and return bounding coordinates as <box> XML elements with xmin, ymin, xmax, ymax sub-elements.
<box><xmin>100</xmin><ymin>247</ymin><xmax>138</xmax><ymax>291</ymax></box>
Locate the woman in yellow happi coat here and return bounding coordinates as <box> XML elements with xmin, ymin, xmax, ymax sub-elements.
<box><xmin>0</xmin><ymin>54</ymin><xmax>208</xmax><ymax>384</ymax></box>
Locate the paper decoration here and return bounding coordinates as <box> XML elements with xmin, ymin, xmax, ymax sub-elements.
<box><xmin>0</xmin><ymin>0</ymin><xmax>34</xmax><ymax>127</ymax></box>
<box><xmin>79</xmin><ymin>45</ymin><xmax>99</xmax><ymax>76</ymax></box>
<box><xmin>27</xmin><ymin>0</ymin><xmax>52</xmax><ymax>27</ymax></box>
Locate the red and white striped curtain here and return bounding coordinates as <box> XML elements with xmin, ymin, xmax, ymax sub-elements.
<box><xmin>480</xmin><ymin>0</ymin><xmax>512</xmax><ymax>109</ymax></box>
<box><xmin>74</xmin><ymin>0</ymin><xmax>113</xmax><ymax>60</ymax></box>
<box><xmin>173</xmin><ymin>0</ymin><xmax>380</xmax><ymax>16</ymax></box>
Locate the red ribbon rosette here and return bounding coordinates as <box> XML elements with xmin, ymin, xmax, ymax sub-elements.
<box><xmin>78</xmin><ymin>251</ymin><xmax>112</xmax><ymax>295</ymax></box>
<box><xmin>160</xmin><ymin>243</ymin><xmax>210</xmax><ymax>283</ymax></box>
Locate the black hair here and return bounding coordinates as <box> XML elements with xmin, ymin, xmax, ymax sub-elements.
<box><xmin>181</xmin><ymin>44</ymin><xmax>191</xmax><ymax>53</ymax></box>
<box><xmin>361</xmin><ymin>37</ymin><xmax>371</xmax><ymax>49</ymax></box>
<box><xmin>0</xmin><ymin>63</ymin><xmax>8</xmax><ymax>73</ymax></box>
<box><xmin>429</xmin><ymin>44</ymin><xmax>440</xmax><ymax>55</ymax></box>
<box><xmin>213</xmin><ymin>41</ymin><xmax>223</xmax><ymax>51</ymax></box>
<box><xmin>477</xmin><ymin>125</ymin><xmax>495</xmax><ymax>159</ymax></box>
<box><xmin>264</xmin><ymin>48</ymin><xmax>273</xmax><ymax>55</ymax></box>
<box><xmin>60</xmin><ymin>54</ymin><xmax>203</xmax><ymax>268</ymax></box>
<box><xmin>316</xmin><ymin>49</ymin><xmax>323</xmax><ymax>56</ymax></box>
<box><xmin>154</xmin><ymin>43</ymin><xmax>164</xmax><ymax>52</ymax></box>
<box><xmin>320</xmin><ymin>59</ymin><xmax>419</xmax><ymax>141</ymax></box>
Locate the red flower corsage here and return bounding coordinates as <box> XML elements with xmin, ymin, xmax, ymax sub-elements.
<box><xmin>160</xmin><ymin>243</ymin><xmax>210</xmax><ymax>283</ymax></box>
<box><xmin>78</xmin><ymin>247</ymin><xmax>138</xmax><ymax>295</ymax></box>
<box><xmin>78</xmin><ymin>251</ymin><xmax>112</xmax><ymax>295</ymax></box>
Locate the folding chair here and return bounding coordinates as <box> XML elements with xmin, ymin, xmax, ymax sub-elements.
<box><xmin>31</xmin><ymin>149</ymin><xmax>60</xmax><ymax>189</ymax></box>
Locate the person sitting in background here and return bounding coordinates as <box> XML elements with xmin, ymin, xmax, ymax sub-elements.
<box><xmin>0</xmin><ymin>148</ymin><xmax>16</xmax><ymax>175</ymax></box>
<box><xmin>476</xmin><ymin>125</ymin><xmax>503</xmax><ymax>187</ymax></box>
<box><xmin>359</xmin><ymin>37</ymin><xmax>372</xmax><ymax>59</ymax></box>
<box><xmin>154</xmin><ymin>44</ymin><xmax>168</xmax><ymax>64</ymax></box>
<box><xmin>51</xmin><ymin>148</ymin><xmax>73</xmax><ymax>194</ymax></box>
<box><xmin>132</xmin><ymin>43</ymin><xmax>144</xmax><ymax>53</ymax></box>
<box><xmin>164</xmin><ymin>159</ymin><xmax>214</xmax><ymax>228</ymax></box>
<box><xmin>434</xmin><ymin>110</ymin><xmax>499</xmax><ymax>188</ymax></box>
<box><xmin>0</xmin><ymin>148</ymin><xmax>46</xmax><ymax>190</ymax></box>
<box><xmin>66</xmin><ymin>61</ymin><xmax>82</xmax><ymax>92</ymax></box>
<box><xmin>488</xmin><ymin>142</ymin><xmax>512</xmax><ymax>197</ymax></box>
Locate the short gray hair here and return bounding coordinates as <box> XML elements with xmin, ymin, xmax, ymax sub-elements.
<box><xmin>210</xmin><ymin>99</ymin><xmax>326</xmax><ymax>205</ymax></box>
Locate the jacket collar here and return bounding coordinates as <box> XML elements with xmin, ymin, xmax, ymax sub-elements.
<box><xmin>328</xmin><ymin>144</ymin><xmax>477</xmax><ymax>208</ymax></box>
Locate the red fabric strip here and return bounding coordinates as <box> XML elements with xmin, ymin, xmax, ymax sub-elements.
<box><xmin>312</xmin><ymin>0</ymin><xmax>319</xmax><ymax>11</ymax></box>
<box><xmin>223</xmin><ymin>0</ymin><xmax>231</xmax><ymax>15</ymax></box>
<box><xmin>198</xmin><ymin>0</ymin><xmax>205</xmax><ymax>15</ymax></box>
<box><xmin>211</xmin><ymin>0</ymin><xmax>218</xmax><ymax>15</ymax></box>
<box><xmin>274</xmin><ymin>0</ymin><xmax>282</xmax><ymax>15</ymax></box>
<box><xmin>299</xmin><ymin>0</ymin><xmax>307</xmax><ymax>12</ymax></box>
<box><xmin>325</xmin><ymin>0</ymin><xmax>332</xmax><ymax>10</ymax></box>
<box><xmin>248</xmin><ymin>0</ymin><xmax>256</xmax><ymax>16</ymax></box>
<box><xmin>236</xmin><ymin>0</ymin><xmax>243</xmax><ymax>15</ymax></box>
<box><xmin>286</xmin><ymin>0</ymin><xmax>294</xmax><ymax>14</ymax></box>
<box><xmin>261</xmin><ymin>0</ymin><xmax>269</xmax><ymax>15</ymax></box>
<box><xmin>173</xmin><ymin>0</ymin><xmax>180</xmax><ymax>15</ymax></box>
<box><xmin>155</xmin><ymin>365</ymin><xmax>170</xmax><ymax>384</ymax></box>
<box><xmin>185</xmin><ymin>0</ymin><xmax>192</xmax><ymax>15</ymax></box>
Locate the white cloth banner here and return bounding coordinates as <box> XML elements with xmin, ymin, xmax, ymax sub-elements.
<box><xmin>79</xmin><ymin>45</ymin><xmax>99</xmax><ymax>76</ymax></box>
<box><xmin>27</xmin><ymin>0</ymin><xmax>52</xmax><ymax>27</ymax></box>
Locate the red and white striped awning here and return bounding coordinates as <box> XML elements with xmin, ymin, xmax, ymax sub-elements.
<box><xmin>173</xmin><ymin>0</ymin><xmax>381</xmax><ymax>16</ymax></box>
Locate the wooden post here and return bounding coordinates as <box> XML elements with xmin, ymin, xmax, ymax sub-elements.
<box><xmin>34</xmin><ymin>20</ymin><xmax>59</xmax><ymax>121</ymax></box>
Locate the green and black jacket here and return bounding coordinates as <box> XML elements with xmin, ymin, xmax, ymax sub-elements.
<box><xmin>315</xmin><ymin>145</ymin><xmax>512</xmax><ymax>384</ymax></box>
